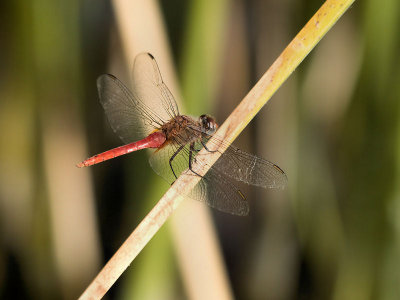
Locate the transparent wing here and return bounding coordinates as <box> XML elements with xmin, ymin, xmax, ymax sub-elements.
<box><xmin>97</xmin><ymin>53</ymin><xmax>179</xmax><ymax>143</ymax></box>
<box><xmin>192</xmin><ymin>167</ymin><xmax>249</xmax><ymax>216</ymax></box>
<box><xmin>214</xmin><ymin>145</ymin><xmax>288</xmax><ymax>189</ymax></box>
<box><xmin>97</xmin><ymin>74</ymin><xmax>163</xmax><ymax>143</ymax></box>
<box><xmin>148</xmin><ymin>124</ymin><xmax>287</xmax><ymax>215</ymax></box>
<box><xmin>149</xmin><ymin>142</ymin><xmax>191</xmax><ymax>184</ymax></box>
<box><xmin>131</xmin><ymin>53</ymin><xmax>179</xmax><ymax>122</ymax></box>
<box><xmin>149</xmin><ymin>141</ymin><xmax>249</xmax><ymax>216</ymax></box>
<box><xmin>185</xmin><ymin>125</ymin><xmax>288</xmax><ymax>189</ymax></box>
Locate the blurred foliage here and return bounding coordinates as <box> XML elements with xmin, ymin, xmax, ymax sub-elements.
<box><xmin>1</xmin><ymin>0</ymin><xmax>400</xmax><ymax>299</ymax></box>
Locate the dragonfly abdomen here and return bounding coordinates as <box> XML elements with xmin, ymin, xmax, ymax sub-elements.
<box><xmin>77</xmin><ymin>131</ymin><xmax>166</xmax><ymax>167</ymax></box>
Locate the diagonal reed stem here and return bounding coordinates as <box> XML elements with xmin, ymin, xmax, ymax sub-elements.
<box><xmin>79</xmin><ymin>0</ymin><xmax>355</xmax><ymax>299</ymax></box>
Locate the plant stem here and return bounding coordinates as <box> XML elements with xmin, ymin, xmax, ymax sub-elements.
<box><xmin>79</xmin><ymin>0</ymin><xmax>355</xmax><ymax>298</ymax></box>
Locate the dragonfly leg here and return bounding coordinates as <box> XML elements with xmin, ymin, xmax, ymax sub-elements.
<box><xmin>169</xmin><ymin>144</ymin><xmax>185</xmax><ymax>180</ymax></box>
<box><xmin>201</xmin><ymin>141</ymin><xmax>218</xmax><ymax>153</ymax></box>
<box><xmin>189</xmin><ymin>143</ymin><xmax>202</xmax><ymax>177</ymax></box>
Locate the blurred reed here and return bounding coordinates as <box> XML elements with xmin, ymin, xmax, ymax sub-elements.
<box><xmin>83</xmin><ymin>0</ymin><xmax>233</xmax><ymax>299</ymax></box>
<box><xmin>333</xmin><ymin>0</ymin><xmax>400</xmax><ymax>299</ymax></box>
<box><xmin>1</xmin><ymin>0</ymin><xmax>101</xmax><ymax>299</ymax></box>
<box><xmin>31</xmin><ymin>0</ymin><xmax>102</xmax><ymax>298</ymax></box>
<box><xmin>248</xmin><ymin>2</ymin><xmax>298</xmax><ymax>299</ymax></box>
<box><xmin>173</xmin><ymin>1</ymin><xmax>235</xmax><ymax>299</ymax></box>
<box><xmin>108</xmin><ymin>1</ymin><xmax>179</xmax><ymax>299</ymax></box>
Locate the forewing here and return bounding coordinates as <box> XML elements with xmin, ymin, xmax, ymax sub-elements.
<box><xmin>185</xmin><ymin>128</ymin><xmax>288</xmax><ymax>189</ymax></box>
<box><xmin>97</xmin><ymin>74</ymin><xmax>163</xmax><ymax>143</ymax></box>
<box><xmin>131</xmin><ymin>53</ymin><xmax>180</xmax><ymax>122</ymax></box>
<box><xmin>214</xmin><ymin>144</ymin><xmax>288</xmax><ymax>189</ymax></box>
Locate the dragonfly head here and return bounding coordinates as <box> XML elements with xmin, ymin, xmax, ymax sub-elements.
<box><xmin>199</xmin><ymin>114</ymin><xmax>218</xmax><ymax>135</ymax></box>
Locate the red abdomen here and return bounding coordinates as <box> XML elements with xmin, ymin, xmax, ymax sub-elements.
<box><xmin>77</xmin><ymin>131</ymin><xmax>166</xmax><ymax>167</ymax></box>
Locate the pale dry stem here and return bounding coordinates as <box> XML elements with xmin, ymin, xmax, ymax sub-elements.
<box><xmin>79</xmin><ymin>0</ymin><xmax>355</xmax><ymax>299</ymax></box>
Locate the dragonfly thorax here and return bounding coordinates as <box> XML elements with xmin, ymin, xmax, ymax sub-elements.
<box><xmin>161</xmin><ymin>115</ymin><xmax>200</xmax><ymax>143</ymax></box>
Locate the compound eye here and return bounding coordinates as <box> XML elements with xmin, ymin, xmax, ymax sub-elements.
<box><xmin>199</xmin><ymin>115</ymin><xmax>209</xmax><ymax>127</ymax></box>
<box><xmin>199</xmin><ymin>114</ymin><xmax>217</xmax><ymax>133</ymax></box>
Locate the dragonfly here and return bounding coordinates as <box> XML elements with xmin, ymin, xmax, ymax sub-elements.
<box><xmin>77</xmin><ymin>52</ymin><xmax>287</xmax><ymax>215</ymax></box>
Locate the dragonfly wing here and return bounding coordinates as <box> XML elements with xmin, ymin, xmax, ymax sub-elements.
<box><xmin>149</xmin><ymin>141</ymin><xmax>249</xmax><ymax>216</ymax></box>
<box><xmin>149</xmin><ymin>142</ymin><xmax>191</xmax><ymax>184</ymax></box>
<box><xmin>187</xmin><ymin>129</ymin><xmax>288</xmax><ymax>189</ymax></box>
<box><xmin>192</xmin><ymin>167</ymin><xmax>249</xmax><ymax>216</ymax></box>
<box><xmin>213</xmin><ymin>144</ymin><xmax>288</xmax><ymax>189</ymax></box>
<box><xmin>131</xmin><ymin>53</ymin><xmax>180</xmax><ymax>122</ymax></box>
<box><xmin>97</xmin><ymin>74</ymin><xmax>163</xmax><ymax>143</ymax></box>
<box><xmin>187</xmin><ymin>134</ymin><xmax>281</xmax><ymax>213</ymax></box>
<box><xmin>97</xmin><ymin>53</ymin><xmax>179</xmax><ymax>144</ymax></box>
